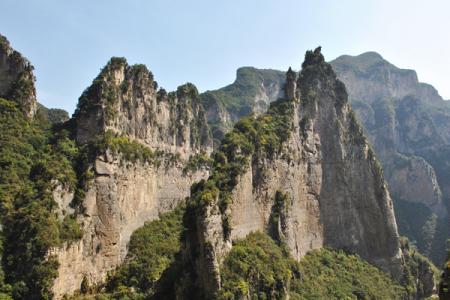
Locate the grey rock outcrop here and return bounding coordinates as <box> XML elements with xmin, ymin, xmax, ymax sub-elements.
<box><xmin>51</xmin><ymin>58</ymin><xmax>213</xmax><ymax>298</ymax></box>
<box><xmin>202</xmin><ymin>56</ymin><xmax>450</xmax><ymax>245</ymax></box>
<box><xmin>0</xmin><ymin>34</ymin><xmax>37</xmax><ymax>118</ymax></box>
<box><xmin>74</xmin><ymin>58</ymin><xmax>212</xmax><ymax>157</ymax></box>
<box><xmin>182</xmin><ymin>48</ymin><xmax>403</xmax><ymax>298</ymax></box>
<box><xmin>284</xmin><ymin>67</ymin><xmax>298</xmax><ymax>100</ymax></box>
<box><xmin>51</xmin><ymin>154</ymin><xmax>208</xmax><ymax>298</ymax></box>
<box><xmin>386</xmin><ymin>154</ymin><xmax>445</xmax><ymax>218</ymax></box>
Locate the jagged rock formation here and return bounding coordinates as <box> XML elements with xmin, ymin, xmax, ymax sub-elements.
<box><xmin>0</xmin><ymin>34</ymin><xmax>37</xmax><ymax>118</ymax></box>
<box><xmin>199</xmin><ymin>67</ymin><xmax>285</xmax><ymax>142</ymax></box>
<box><xmin>330</xmin><ymin>52</ymin><xmax>450</xmax><ymax>263</ymax></box>
<box><xmin>74</xmin><ymin>58</ymin><xmax>212</xmax><ymax>156</ymax></box>
<box><xmin>180</xmin><ymin>48</ymin><xmax>403</xmax><ymax>299</ymax></box>
<box><xmin>201</xmin><ymin>54</ymin><xmax>450</xmax><ymax>265</ymax></box>
<box><xmin>0</xmin><ymin>31</ymin><xmax>440</xmax><ymax>298</ymax></box>
<box><xmin>50</xmin><ymin>58</ymin><xmax>213</xmax><ymax>298</ymax></box>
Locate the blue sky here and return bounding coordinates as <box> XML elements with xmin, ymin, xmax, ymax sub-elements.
<box><xmin>1</xmin><ymin>0</ymin><xmax>449</xmax><ymax>114</ymax></box>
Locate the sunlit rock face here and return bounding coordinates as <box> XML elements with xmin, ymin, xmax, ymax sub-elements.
<box><xmin>182</xmin><ymin>48</ymin><xmax>403</xmax><ymax>299</ymax></box>
<box><xmin>52</xmin><ymin>58</ymin><xmax>213</xmax><ymax>298</ymax></box>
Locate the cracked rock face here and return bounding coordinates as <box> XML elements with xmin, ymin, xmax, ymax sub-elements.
<box><xmin>51</xmin><ymin>154</ymin><xmax>209</xmax><ymax>299</ymax></box>
<box><xmin>182</xmin><ymin>49</ymin><xmax>402</xmax><ymax>298</ymax></box>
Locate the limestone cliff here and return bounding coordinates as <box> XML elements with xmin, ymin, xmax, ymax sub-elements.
<box><xmin>180</xmin><ymin>48</ymin><xmax>402</xmax><ymax>299</ymax></box>
<box><xmin>203</xmin><ymin>54</ymin><xmax>450</xmax><ymax>264</ymax></box>
<box><xmin>51</xmin><ymin>58</ymin><xmax>213</xmax><ymax>298</ymax></box>
<box><xmin>50</xmin><ymin>154</ymin><xmax>209</xmax><ymax>298</ymax></box>
<box><xmin>330</xmin><ymin>52</ymin><xmax>450</xmax><ymax>263</ymax></box>
<box><xmin>0</xmin><ymin>34</ymin><xmax>37</xmax><ymax>118</ymax></box>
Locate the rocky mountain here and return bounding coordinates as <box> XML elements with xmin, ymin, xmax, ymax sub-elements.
<box><xmin>0</xmin><ymin>33</ymin><xmax>215</xmax><ymax>299</ymax></box>
<box><xmin>0</xmin><ymin>32</ymin><xmax>439</xmax><ymax>300</ymax></box>
<box><xmin>73</xmin><ymin>58</ymin><xmax>212</xmax><ymax>155</ymax></box>
<box><xmin>330</xmin><ymin>52</ymin><xmax>450</xmax><ymax>264</ymax></box>
<box><xmin>199</xmin><ymin>52</ymin><xmax>450</xmax><ymax>266</ymax></box>
<box><xmin>0</xmin><ymin>34</ymin><xmax>67</xmax><ymax>124</ymax></box>
<box><xmin>172</xmin><ymin>48</ymin><xmax>430</xmax><ymax>299</ymax></box>
<box><xmin>49</xmin><ymin>57</ymin><xmax>215</xmax><ymax>298</ymax></box>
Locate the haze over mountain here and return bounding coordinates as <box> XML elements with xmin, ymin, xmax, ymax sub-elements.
<box><xmin>331</xmin><ymin>52</ymin><xmax>450</xmax><ymax>265</ymax></box>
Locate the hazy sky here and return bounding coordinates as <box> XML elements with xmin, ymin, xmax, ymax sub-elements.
<box><xmin>1</xmin><ymin>0</ymin><xmax>449</xmax><ymax>114</ymax></box>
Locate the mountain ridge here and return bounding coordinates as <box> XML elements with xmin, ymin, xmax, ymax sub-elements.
<box><xmin>0</xmin><ymin>32</ymin><xmax>441</xmax><ymax>299</ymax></box>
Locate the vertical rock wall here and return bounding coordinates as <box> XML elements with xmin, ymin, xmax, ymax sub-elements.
<box><xmin>183</xmin><ymin>48</ymin><xmax>402</xmax><ymax>298</ymax></box>
<box><xmin>51</xmin><ymin>58</ymin><xmax>213</xmax><ymax>298</ymax></box>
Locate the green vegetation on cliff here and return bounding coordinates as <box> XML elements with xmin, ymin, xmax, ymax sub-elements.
<box><xmin>106</xmin><ymin>207</ymin><xmax>184</xmax><ymax>298</ymax></box>
<box><xmin>93</xmin><ymin>130</ymin><xmax>156</xmax><ymax>164</ymax></box>
<box><xmin>187</xmin><ymin>97</ymin><xmax>294</xmax><ymax>238</ymax></box>
<box><xmin>399</xmin><ymin>237</ymin><xmax>438</xmax><ymax>298</ymax></box>
<box><xmin>183</xmin><ymin>151</ymin><xmax>213</xmax><ymax>174</ymax></box>
<box><xmin>200</xmin><ymin>67</ymin><xmax>285</xmax><ymax>119</ymax></box>
<box><xmin>291</xmin><ymin>248</ymin><xmax>406</xmax><ymax>299</ymax></box>
<box><xmin>70</xmin><ymin>215</ymin><xmax>409</xmax><ymax>300</ymax></box>
<box><xmin>218</xmin><ymin>232</ymin><xmax>407</xmax><ymax>300</ymax></box>
<box><xmin>439</xmin><ymin>243</ymin><xmax>450</xmax><ymax>299</ymax></box>
<box><xmin>37</xmin><ymin>103</ymin><xmax>69</xmax><ymax>124</ymax></box>
<box><xmin>74</xmin><ymin>57</ymin><xmax>128</xmax><ymax>121</ymax></box>
<box><xmin>199</xmin><ymin>67</ymin><xmax>285</xmax><ymax>141</ymax></box>
<box><xmin>218</xmin><ymin>232</ymin><xmax>296</xmax><ymax>300</ymax></box>
<box><xmin>69</xmin><ymin>207</ymin><xmax>185</xmax><ymax>300</ymax></box>
<box><xmin>0</xmin><ymin>98</ymin><xmax>84</xmax><ymax>299</ymax></box>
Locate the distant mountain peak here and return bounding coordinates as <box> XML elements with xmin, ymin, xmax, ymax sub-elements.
<box><xmin>356</xmin><ymin>51</ymin><xmax>384</xmax><ymax>59</ymax></box>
